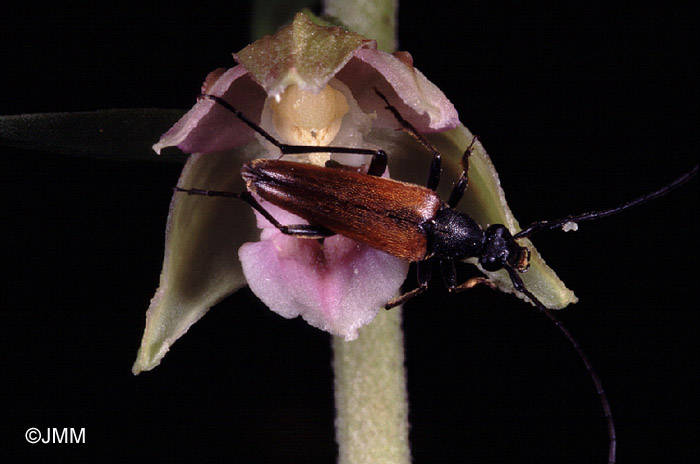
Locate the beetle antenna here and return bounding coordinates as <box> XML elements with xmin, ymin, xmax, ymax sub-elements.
<box><xmin>505</xmin><ymin>267</ymin><xmax>617</xmax><ymax>464</ymax></box>
<box><xmin>514</xmin><ymin>165</ymin><xmax>697</xmax><ymax>239</ymax></box>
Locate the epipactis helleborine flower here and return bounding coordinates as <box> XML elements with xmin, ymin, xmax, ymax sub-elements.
<box><xmin>133</xmin><ymin>13</ymin><xmax>575</xmax><ymax>374</ymax></box>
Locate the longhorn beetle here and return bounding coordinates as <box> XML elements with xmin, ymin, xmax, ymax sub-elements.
<box><xmin>175</xmin><ymin>90</ymin><xmax>698</xmax><ymax>464</ymax></box>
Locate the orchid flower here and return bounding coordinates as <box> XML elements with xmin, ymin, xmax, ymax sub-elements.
<box><xmin>128</xmin><ymin>13</ymin><xmax>574</xmax><ymax>461</ymax></box>
<box><xmin>133</xmin><ymin>12</ymin><xmax>575</xmax><ymax>374</ymax></box>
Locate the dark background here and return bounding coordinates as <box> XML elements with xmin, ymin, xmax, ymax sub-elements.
<box><xmin>2</xmin><ymin>1</ymin><xmax>697</xmax><ymax>462</ymax></box>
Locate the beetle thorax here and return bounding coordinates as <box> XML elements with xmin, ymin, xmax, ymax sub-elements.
<box><xmin>428</xmin><ymin>206</ymin><xmax>485</xmax><ymax>260</ymax></box>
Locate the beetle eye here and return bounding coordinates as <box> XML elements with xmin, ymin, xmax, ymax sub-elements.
<box><xmin>479</xmin><ymin>252</ymin><xmax>506</xmax><ymax>272</ymax></box>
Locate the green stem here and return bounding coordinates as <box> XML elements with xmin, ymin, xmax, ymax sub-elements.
<box><xmin>324</xmin><ymin>0</ymin><xmax>397</xmax><ymax>52</ymax></box>
<box><xmin>332</xmin><ymin>308</ymin><xmax>411</xmax><ymax>464</ymax></box>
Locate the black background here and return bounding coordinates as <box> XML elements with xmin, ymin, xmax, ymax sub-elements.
<box><xmin>2</xmin><ymin>1</ymin><xmax>697</xmax><ymax>462</ymax></box>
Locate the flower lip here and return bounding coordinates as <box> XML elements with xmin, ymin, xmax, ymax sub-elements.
<box><xmin>239</xmin><ymin>198</ymin><xmax>410</xmax><ymax>341</ymax></box>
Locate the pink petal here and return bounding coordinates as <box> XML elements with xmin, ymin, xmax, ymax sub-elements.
<box><xmin>153</xmin><ymin>65</ymin><xmax>267</xmax><ymax>155</ymax></box>
<box><xmin>239</xmin><ymin>202</ymin><xmax>409</xmax><ymax>340</ymax></box>
<box><xmin>337</xmin><ymin>48</ymin><xmax>459</xmax><ymax>132</ymax></box>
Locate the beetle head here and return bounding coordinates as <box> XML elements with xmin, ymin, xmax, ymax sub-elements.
<box><xmin>479</xmin><ymin>224</ymin><xmax>530</xmax><ymax>272</ymax></box>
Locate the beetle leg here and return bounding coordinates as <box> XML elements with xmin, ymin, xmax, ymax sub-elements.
<box><xmin>365</xmin><ymin>149</ymin><xmax>388</xmax><ymax>177</ymax></box>
<box><xmin>439</xmin><ymin>258</ymin><xmax>496</xmax><ymax>292</ymax></box>
<box><xmin>200</xmin><ymin>93</ymin><xmax>387</xmax><ymax>176</ymax></box>
<box><xmin>453</xmin><ymin>277</ymin><xmax>497</xmax><ymax>292</ymax></box>
<box><xmin>439</xmin><ymin>258</ymin><xmax>457</xmax><ymax>289</ymax></box>
<box><xmin>385</xmin><ymin>259</ymin><xmax>432</xmax><ymax>309</ymax></box>
<box><xmin>174</xmin><ymin>187</ymin><xmax>334</xmax><ymax>239</ymax></box>
<box><xmin>227</xmin><ymin>191</ymin><xmax>336</xmax><ymax>239</ymax></box>
<box><xmin>447</xmin><ymin>136</ymin><xmax>479</xmax><ymax>208</ymax></box>
<box><xmin>280</xmin><ymin>143</ymin><xmax>388</xmax><ymax>177</ymax></box>
<box><xmin>323</xmin><ymin>151</ymin><xmax>388</xmax><ymax>177</ymax></box>
<box><xmin>374</xmin><ymin>89</ymin><xmax>444</xmax><ymax>191</ymax></box>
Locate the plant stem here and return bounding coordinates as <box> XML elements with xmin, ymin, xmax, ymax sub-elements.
<box><xmin>325</xmin><ymin>1</ymin><xmax>407</xmax><ymax>462</ymax></box>
<box><xmin>324</xmin><ymin>0</ymin><xmax>397</xmax><ymax>52</ymax></box>
<box><xmin>333</xmin><ymin>308</ymin><xmax>411</xmax><ymax>464</ymax></box>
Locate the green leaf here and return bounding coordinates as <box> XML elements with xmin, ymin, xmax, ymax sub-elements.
<box><xmin>0</xmin><ymin>109</ymin><xmax>187</xmax><ymax>162</ymax></box>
